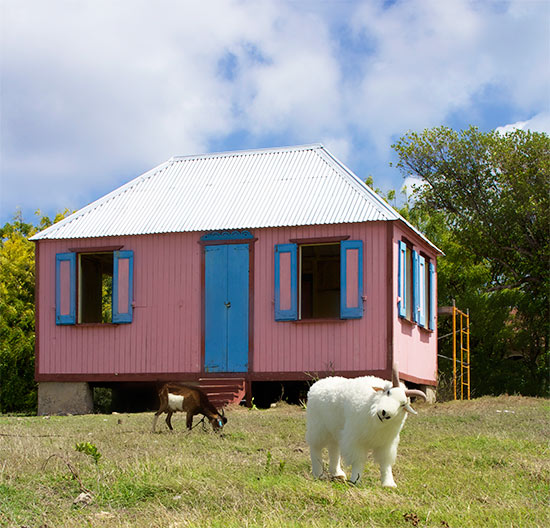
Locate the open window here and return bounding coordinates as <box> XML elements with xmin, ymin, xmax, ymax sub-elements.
<box><xmin>274</xmin><ymin>240</ymin><xmax>363</xmax><ymax>321</ymax></box>
<box><xmin>55</xmin><ymin>250</ymin><xmax>133</xmax><ymax>325</ymax></box>
<box><xmin>79</xmin><ymin>252</ymin><xmax>113</xmax><ymax>323</ymax></box>
<box><xmin>300</xmin><ymin>243</ymin><xmax>340</xmax><ymax>319</ymax></box>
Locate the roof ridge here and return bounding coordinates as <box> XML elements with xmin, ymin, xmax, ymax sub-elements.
<box><xmin>170</xmin><ymin>143</ymin><xmax>323</xmax><ymax>162</ymax></box>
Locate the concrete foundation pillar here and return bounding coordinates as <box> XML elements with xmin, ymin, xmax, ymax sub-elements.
<box><xmin>38</xmin><ymin>382</ymin><xmax>93</xmax><ymax>415</ymax></box>
<box><xmin>420</xmin><ymin>384</ymin><xmax>437</xmax><ymax>404</ymax></box>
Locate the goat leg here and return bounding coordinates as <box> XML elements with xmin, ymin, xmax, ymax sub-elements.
<box><xmin>327</xmin><ymin>442</ymin><xmax>346</xmax><ymax>480</ymax></box>
<box><xmin>373</xmin><ymin>445</ymin><xmax>397</xmax><ymax>487</ymax></box>
<box><xmin>165</xmin><ymin>411</ymin><xmax>174</xmax><ymax>431</ymax></box>
<box><xmin>151</xmin><ymin>413</ymin><xmax>160</xmax><ymax>433</ymax></box>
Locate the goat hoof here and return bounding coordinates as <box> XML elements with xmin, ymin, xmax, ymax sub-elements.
<box><xmin>331</xmin><ymin>475</ymin><xmax>347</xmax><ymax>483</ymax></box>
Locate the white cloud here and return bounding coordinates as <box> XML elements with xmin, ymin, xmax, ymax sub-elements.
<box><xmin>1</xmin><ymin>0</ymin><xmax>548</xmax><ymax>223</ymax></box>
<box><xmin>320</xmin><ymin>136</ymin><xmax>352</xmax><ymax>165</ymax></box>
<box><xmin>402</xmin><ymin>176</ymin><xmax>427</xmax><ymax>199</ymax></box>
<box><xmin>347</xmin><ymin>0</ymin><xmax>485</xmax><ymax>146</ymax></box>
<box><xmin>346</xmin><ymin>0</ymin><xmax>549</xmax><ymax>150</ymax></box>
<box><xmin>496</xmin><ymin>112</ymin><xmax>550</xmax><ymax>135</ymax></box>
<box><xmin>2</xmin><ymin>1</ymin><xmax>340</xmax><ymax>216</ymax></box>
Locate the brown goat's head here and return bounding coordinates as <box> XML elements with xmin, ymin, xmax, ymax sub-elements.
<box><xmin>210</xmin><ymin>407</ymin><xmax>227</xmax><ymax>432</ymax></box>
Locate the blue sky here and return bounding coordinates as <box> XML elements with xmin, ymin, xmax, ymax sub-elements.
<box><xmin>1</xmin><ymin>0</ymin><xmax>549</xmax><ymax>227</ymax></box>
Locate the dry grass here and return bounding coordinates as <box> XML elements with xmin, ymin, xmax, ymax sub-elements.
<box><xmin>1</xmin><ymin>395</ymin><xmax>549</xmax><ymax>527</ymax></box>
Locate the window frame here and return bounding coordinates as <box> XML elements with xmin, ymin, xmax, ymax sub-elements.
<box><xmin>274</xmin><ymin>238</ymin><xmax>363</xmax><ymax>322</ymax></box>
<box><xmin>55</xmin><ymin>247</ymin><xmax>133</xmax><ymax>326</ymax></box>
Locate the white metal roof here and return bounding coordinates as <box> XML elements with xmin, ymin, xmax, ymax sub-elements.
<box><xmin>30</xmin><ymin>144</ymin><xmax>439</xmax><ymax>250</ymax></box>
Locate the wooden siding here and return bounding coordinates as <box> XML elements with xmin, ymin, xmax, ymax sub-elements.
<box><xmin>35</xmin><ymin>221</ymin><xmax>437</xmax><ymax>382</ymax></box>
<box><xmin>37</xmin><ymin>233</ymin><xmax>203</xmax><ymax>377</ymax></box>
<box><xmin>253</xmin><ymin>223</ymin><xmax>389</xmax><ymax>374</ymax></box>
<box><xmin>391</xmin><ymin>223</ymin><xmax>438</xmax><ymax>384</ymax></box>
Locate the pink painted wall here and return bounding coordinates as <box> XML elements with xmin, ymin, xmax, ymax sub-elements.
<box><xmin>391</xmin><ymin>223</ymin><xmax>438</xmax><ymax>384</ymax></box>
<box><xmin>36</xmin><ymin>221</ymin><xmax>437</xmax><ymax>384</ymax></box>
<box><xmin>37</xmin><ymin>233</ymin><xmax>203</xmax><ymax>376</ymax></box>
<box><xmin>252</xmin><ymin>222</ymin><xmax>390</xmax><ymax>374</ymax></box>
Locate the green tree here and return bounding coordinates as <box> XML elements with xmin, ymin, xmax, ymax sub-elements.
<box><xmin>392</xmin><ymin>126</ymin><xmax>550</xmax><ymax>396</ymax></box>
<box><xmin>0</xmin><ymin>210</ymin><xmax>70</xmax><ymax>413</ymax></box>
<box><xmin>1</xmin><ymin>212</ymin><xmax>38</xmax><ymax>412</ymax></box>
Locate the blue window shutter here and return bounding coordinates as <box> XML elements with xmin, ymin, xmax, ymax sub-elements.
<box><xmin>340</xmin><ymin>240</ymin><xmax>363</xmax><ymax>319</ymax></box>
<box><xmin>113</xmin><ymin>250</ymin><xmax>134</xmax><ymax>323</ymax></box>
<box><xmin>274</xmin><ymin>244</ymin><xmax>297</xmax><ymax>321</ymax></box>
<box><xmin>397</xmin><ymin>241</ymin><xmax>407</xmax><ymax>318</ymax></box>
<box><xmin>412</xmin><ymin>250</ymin><xmax>419</xmax><ymax>323</ymax></box>
<box><xmin>418</xmin><ymin>255</ymin><xmax>426</xmax><ymax>327</ymax></box>
<box><xmin>55</xmin><ymin>252</ymin><xmax>76</xmax><ymax>325</ymax></box>
<box><xmin>429</xmin><ymin>262</ymin><xmax>436</xmax><ymax>331</ymax></box>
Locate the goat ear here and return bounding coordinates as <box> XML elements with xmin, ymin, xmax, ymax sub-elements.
<box><xmin>372</xmin><ymin>387</ymin><xmax>385</xmax><ymax>392</ymax></box>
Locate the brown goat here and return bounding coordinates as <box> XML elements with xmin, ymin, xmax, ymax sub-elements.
<box><xmin>151</xmin><ymin>383</ymin><xmax>227</xmax><ymax>433</ymax></box>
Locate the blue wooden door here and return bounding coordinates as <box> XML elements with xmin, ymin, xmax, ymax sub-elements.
<box><xmin>204</xmin><ymin>244</ymin><xmax>249</xmax><ymax>372</ymax></box>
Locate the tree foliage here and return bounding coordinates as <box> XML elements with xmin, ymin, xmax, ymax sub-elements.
<box><xmin>0</xmin><ymin>210</ymin><xmax>69</xmax><ymax>413</ymax></box>
<box><xmin>392</xmin><ymin>126</ymin><xmax>549</xmax><ymax>396</ymax></box>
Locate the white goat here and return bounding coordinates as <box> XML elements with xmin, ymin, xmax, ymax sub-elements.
<box><xmin>305</xmin><ymin>364</ymin><xmax>427</xmax><ymax>487</ymax></box>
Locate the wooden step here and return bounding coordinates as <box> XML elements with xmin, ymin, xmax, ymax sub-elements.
<box><xmin>199</xmin><ymin>378</ymin><xmax>246</xmax><ymax>408</ymax></box>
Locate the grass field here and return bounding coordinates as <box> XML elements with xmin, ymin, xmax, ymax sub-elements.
<box><xmin>1</xmin><ymin>395</ymin><xmax>548</xmax><ymax>527</ymax></box>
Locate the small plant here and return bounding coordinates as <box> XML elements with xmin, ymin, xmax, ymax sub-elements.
<box><xmin>263</xmin><ymin>451</ymin><xmax>285</xmax><ymax>475</ymax></box>
<box><xmin>75</xmin><ymin>442</ymin><xmax>101</xmax><ymax>465</ymax></box>
<box><xmin>264</xmin><ymin>451</ymin><xmax>272</xmax><ymax>473</ymax></box>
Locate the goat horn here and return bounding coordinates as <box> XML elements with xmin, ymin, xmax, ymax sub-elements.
<box><xmin>392</xmin><ymin>363</ymin><xmax>400</xmax><ymax>388</ymax></box>
<box><xmin>404</xmin><ymin>403</ymin><xmax>418</xmax><ymax>415</ymax></box>
<box><xmin>220</xmin><ymin>407</ymin><xmax>225</xmax><ymax>417</ymax></box>
<box><xmin>405</xmin><ymin>389</ymin><xmax>428</xmax><ymax>401</ymax></box>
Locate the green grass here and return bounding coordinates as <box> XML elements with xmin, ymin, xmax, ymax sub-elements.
<box><xmin>1</xmin><ymin>396</ymin><xmax>548</xmax><ymax>527</ymax></box>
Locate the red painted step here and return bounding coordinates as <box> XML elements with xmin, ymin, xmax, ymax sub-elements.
<box><xmin>199</xmin><ymin>378</ymin><xmax>246</xmax><ymax>408</ymax></box>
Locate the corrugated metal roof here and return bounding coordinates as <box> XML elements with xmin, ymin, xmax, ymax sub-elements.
<box><xmin>30</xmin><ymin>144</ymin><xmax>438</xmax><ymax>250</ymax></box>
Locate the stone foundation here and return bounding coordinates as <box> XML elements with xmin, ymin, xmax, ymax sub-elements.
<box><xmin>38</xmin><ymin>382</ymin><xmax>93</xmax><ymax>415</ymax></box>
<box><xmin>420</xmin><ymin>384</ymin><xmax>437</xmax><ymax>404</ymax></box>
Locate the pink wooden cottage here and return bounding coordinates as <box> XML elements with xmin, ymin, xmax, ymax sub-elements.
<box><xmin>31</xmin><ymin>144</ymin><xmax>442</xmax><ymax>414</ymax></box>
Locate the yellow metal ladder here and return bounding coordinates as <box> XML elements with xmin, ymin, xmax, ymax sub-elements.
<box><xmin>452</xmin><ymin>301</ymin><xmax>471</xmax><ymax>400</ymax></box>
